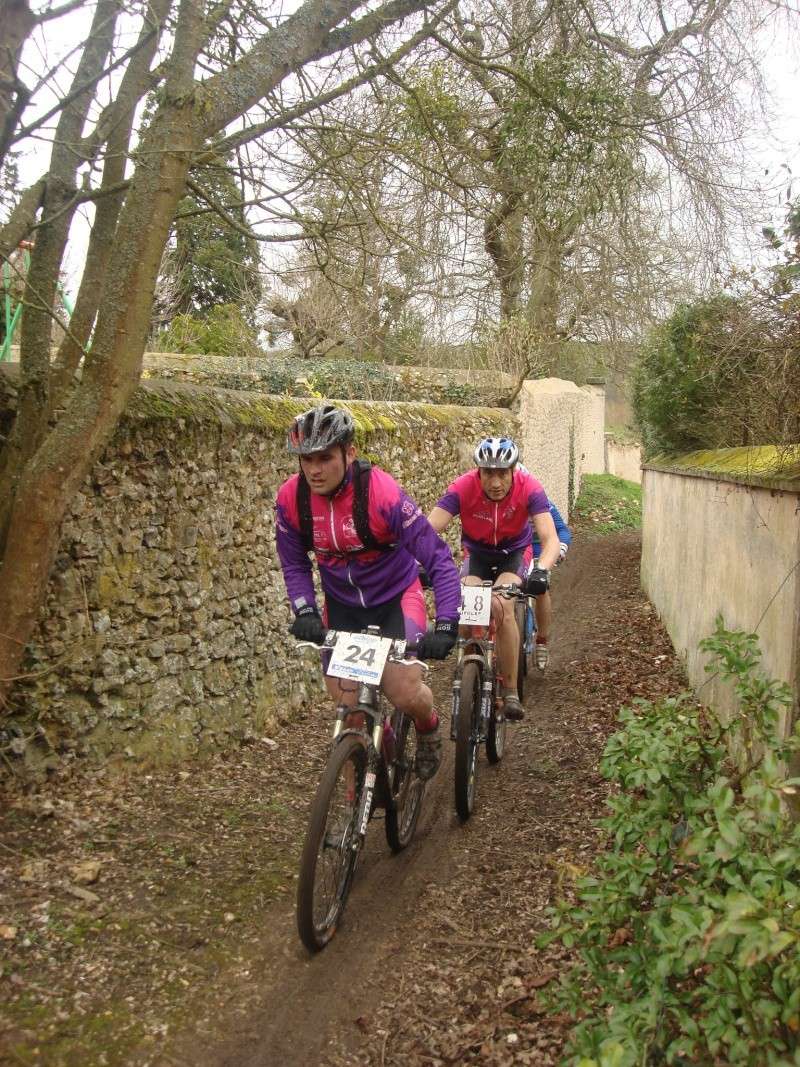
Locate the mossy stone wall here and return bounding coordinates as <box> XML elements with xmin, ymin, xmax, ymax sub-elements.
<box><xmin>141</xmin><ymin>352</ymin><xmax>514</xmax><ymax>408</ymax></box>
<box><xmin>3</xmin><ymin>378</ymin><xmax>512</xmax><ymax>765</ymax></box>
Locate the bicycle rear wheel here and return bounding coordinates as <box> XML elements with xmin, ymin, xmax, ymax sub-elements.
<box><xmin>296</xmin><ymin>734</ymin><xmax>367</xmax><ymax>952</ymax></box>
<box><xmin>385</xmin><ymin>713</ymin><xmax>424</xmax><ymax>853</ymax></box>
<box><xmin>514</xmin><ymin>599</ymin><xmax>527</xmax><ymax>702</ymax></box>
<box><xmin>454</xmin><ymin>661</ymin><xmax>481</xmax><ymax>821</ymax></box>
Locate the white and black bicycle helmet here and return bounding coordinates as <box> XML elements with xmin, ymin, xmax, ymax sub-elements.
<box><xmin>287</xmin><ymin>404</ymin><xmax>355</xmax><ymax>455</ymax></box>
<box><xmin>474</xmin><ymin>435</ymin><xmax>519</xmax><ymax>469</ymax></box>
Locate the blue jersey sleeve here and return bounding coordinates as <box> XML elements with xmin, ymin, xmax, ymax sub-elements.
<box><xmin>549</xmin><ymin>502</ymin><xmax>572</xmax><ymax>546</ymax></box>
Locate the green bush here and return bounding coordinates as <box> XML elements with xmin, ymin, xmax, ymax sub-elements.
<box><xmin>633</xmin><ymin>201</ymin><xmax>800</xmax><ymax>458</ymax></box>
<box><xmin>152</xmin><ymin>304</ymin><xmax>262</xmax><ymax>358</ymax></box>
<box><xmin>543</xmin><ymin>620</ymin><xmax>800</xmax><ymax>1066</ymax></box>
<box><xmin>632</xmin><ymin>295</ymin><xmax>753</xmax><ymax>456</ymax></box>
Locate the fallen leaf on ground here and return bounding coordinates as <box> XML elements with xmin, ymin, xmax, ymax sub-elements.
<box><xmin>70</xmin><ymin>860</ymin><xmax>101</xmax><ymax>884</ymax></box>
<box><xmin>65</xmin><ymin>884</ymin><xmax>101</xmax><ymax>904</ymax></box>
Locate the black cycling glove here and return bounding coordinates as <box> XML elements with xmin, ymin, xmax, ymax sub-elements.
<box><xmin>290</xmin><ymin>606</ymin><xmax>325</xmax><ymax>644</ymax></box>
<box><xmin>525</xmin><ymin>567</ymin><xmax>551</xmax><ymax>597</ymax></box>
<box><xmin>417</xmin><ymin>619</ymin><xmax>458</xmax><ymax>660</ymax></box>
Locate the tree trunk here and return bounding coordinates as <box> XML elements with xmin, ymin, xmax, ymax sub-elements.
<box><xmin>484</xmin><ymin>194</ymin><xmax>525</xmax><ymax>321</ymax></box>
<box><xmin>0</xmin><ymin>0</ymin><xmax>36</xmax><ymax>171</ymax></box>
<box><xmin>0</xmin><ymin>101</ymin><xmax>201</xmax><ymax>708</ymax></box>
<box><xmin>0</xmin><ymin>0</ymin><xmax>121</xmax><ymax>556</ymax></box>
<box><xmin>527</xmin><ymin>231</ymin><xmax>561</xmax><ymax>339</ymax></box>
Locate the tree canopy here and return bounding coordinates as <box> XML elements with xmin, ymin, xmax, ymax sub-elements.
<box><xmin>0</xmin><ymin>0</ymin><xmax>458</xmax><ymax>707</ymax></box>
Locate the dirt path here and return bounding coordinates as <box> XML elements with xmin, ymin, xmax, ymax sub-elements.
<box><xmin>0</xmin><ymin>531</ymin><xmax>685</xmax><ymax>1066</ymax></box>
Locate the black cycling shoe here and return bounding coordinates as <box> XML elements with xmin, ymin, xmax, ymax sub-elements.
<box><xmin>503</xmin><ymin>693</ymin><xmax>525</xmax><ymax>721</ymax></box>
<box><xmin>415</xmin><ymin>732</ymin><xmax>442</xmax><ymax>780</ymax></box>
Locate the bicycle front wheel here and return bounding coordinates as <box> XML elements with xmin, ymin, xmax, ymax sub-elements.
<box><xmin>385</xmin><ymin>713</ymin><xmax>424</xmax><ymax>853</ymax></box>
<box><xmin>296</xmin><ymin>734</ymin><xmax>367</xmax><ymax>952</ymax></box>
<box><xmin>454</xmin><ymin>661</ymin><xmax>481</xmax><ymax>822</ymax></box>
<box><xmin>486</xmin><ymin>690</ymin><xmax>507</xmax><ymax>764</ymax></box>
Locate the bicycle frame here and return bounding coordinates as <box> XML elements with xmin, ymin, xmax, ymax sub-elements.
<box><xmin>329</xmin><ymin>681</ymin><xmax>388</xmax><ymax>846</ymax></box>
<box><xmin>301</xmin><ymin>626</ymin><xmax>424</xmax><ymax>848</ymax></box>
<box><xmin>295</xmin><ymin>627</ymin><xmax>427</xmax><ymax>950</ymax></box>
<box><xmin>451</xmin><ymin>581</ymin><xmax>532</xmax><ymax>738</ymax></box>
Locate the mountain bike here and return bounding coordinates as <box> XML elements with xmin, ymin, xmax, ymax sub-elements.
<box><xmin>295</xmin><ymin>626</ymin><xmax>428</xmax><ymax>952</ymax></box>
<box><xmin>515</xmin><ymin>589</ymin><xmax>537</xmax><ymax>699</ymax></box>
<box><xmin>451</xmin><ymin>582</ymin><xmax>530</xmax><ymax>821</ymax></box>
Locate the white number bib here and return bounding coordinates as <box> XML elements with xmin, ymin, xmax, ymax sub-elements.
<box><xmin>327</xmin><ymin>632</ymin><xmax>393</xmax><ymax>685</ymax></box>
<box><xmin>459</xmin><ymin>585</ymin><xmax>492</xmax><ymax>626</ymax></box>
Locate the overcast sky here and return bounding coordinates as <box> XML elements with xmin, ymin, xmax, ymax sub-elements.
<box><xmin>10</xmin><ymin>2</ymin><xmax>800</xmax><ymax>300</ymax></box>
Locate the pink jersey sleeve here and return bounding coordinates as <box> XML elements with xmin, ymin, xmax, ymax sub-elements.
<box><xmin>521</xmin><ymin>471</ymin><xmax>549</xmax><ymax>515</ymax></box>
<box><xmin>434</xmin><ymin>471</ymin><xmax>472</xmax><ymax>515</ymax></box>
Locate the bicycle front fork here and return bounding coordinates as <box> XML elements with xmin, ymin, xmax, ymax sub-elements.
<box><xmin>450</xmin><ymin>677</ymin><xmax>461</xmax><ymax>741</ymax></box>
<box><xmin>450</xmin><ymin>670</ymin><xmax>495</xmax><ymax>741</ymax></box>
<box><xmin>523</xmin><ymin>602</ymin><xmax>536</xmax><ymax>654</ymax></box>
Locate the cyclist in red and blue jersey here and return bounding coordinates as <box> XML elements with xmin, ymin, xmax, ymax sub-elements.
<box><xmin>427</xmin><ymin>436</ymin><xmax>559</xmax><ymax>720</ymax></box>
<box><xmin>275</xmin><ymin>404</ymin><xmax>461</xmax><ymax>779</ymax></box>
<box><xmin>530</xmin><ymin>498</ymin><xmax>571</xmax><ymax>669</ymax></box>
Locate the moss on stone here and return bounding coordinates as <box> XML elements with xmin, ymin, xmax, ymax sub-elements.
<box><xmin>646</xmin><ymin>445</ymin><xmax>800</xmax><ymax>489</ymax></box>
<box><xmin>96</xmin><ymin>554</ymin><xmax>137</xmax><ymax>608</ymax></box>
<box><xmin>126</xmin><ymin>381</ymin><xmax>507</xmax><ymax>438</ymax></box>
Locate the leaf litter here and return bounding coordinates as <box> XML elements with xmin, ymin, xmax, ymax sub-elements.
<box><xmin>0</xmin><ymin>528</ymin><xmax>686</xmax><ymax>1065</ymax></box>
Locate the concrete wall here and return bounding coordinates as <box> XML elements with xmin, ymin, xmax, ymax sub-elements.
<box><xmin>641</xmin><ymin>448</ymin><xmax>800</xmax><ymax>739</ymax></box>
<box><xmin>606</xmin><ymin>438</ymin><xmax>642</xmax><ymax>484</ymax></box>
<box><xmin>515</xmin><ymin>378</ymin><xmax>606</xmax><ymax>516</ymax></box>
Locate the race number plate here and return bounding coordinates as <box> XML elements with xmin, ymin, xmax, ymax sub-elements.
<box><xmin>459</xmin><ymin>585</ymin><xmax>492</xmax><ymax>626</ymax></box>
<box><xmin>327</xmin><ymin>632</ymin><xmax>393</xmax><ymax>685</ymax></box>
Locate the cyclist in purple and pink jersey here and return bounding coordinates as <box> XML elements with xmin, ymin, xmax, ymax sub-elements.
<box><xmin>275</xmin><ymin>404</ymin><xmax>461</xmax><ymax>779</ymax></box>
<box><xmin>427</xmin><ymin>436</ymin><xmax>559</xmax><ymax>721</ymax></box>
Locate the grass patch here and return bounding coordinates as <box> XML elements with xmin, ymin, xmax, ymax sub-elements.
<box><xmin>574</xmin><ymin>473</ymin><xmax>642</xmax><ymax>533</ymax></box>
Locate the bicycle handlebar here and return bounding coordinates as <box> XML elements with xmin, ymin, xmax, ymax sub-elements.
<box><xmin>294</xmin><ymin>629</ymin><xmax>430</xmax><ymax>671</ymax></box>
<box><xmin>485</xmin><ymin>583</ymin><xmax>529</xmax><ymax>599</ymax></box>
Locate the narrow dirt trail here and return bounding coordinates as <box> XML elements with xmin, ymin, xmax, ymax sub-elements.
<box><xmin>0</xmin><ymin>530</ymin><xmax>684</xmax><ymax>1066</ymax></box>
<box><xmin>165</xmin><ymin>531</ymin><xmax>685</xmax><ymax>1067</ymax></box>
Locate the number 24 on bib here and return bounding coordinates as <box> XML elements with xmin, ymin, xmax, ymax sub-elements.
<box><xmin>327</xmin><ymin>632</ymin><xmax>393</xmax><ymax>685</ymax></box>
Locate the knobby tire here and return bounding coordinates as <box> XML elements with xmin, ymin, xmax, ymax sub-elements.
<box><xmin>454</xmin><ymin>661</ymin><xmax>481</xmax><ymax>821</ymax></box>
<box><xmin>486</xmin><ymin>686</ymin><xmax>506</xmax><ymax>764</ymax></box>
<box><xmin>296</xmin><ymin>733</ymin><xmax>367</xmax><ymax>952</ymax></box>
<box><xmin>515</xmin><ymin>599</ymin><xmax>527</xmax><ymax>702</ymax></box>
<box><xmin>384</xmin><ymin>713</ymin><xmax>423</xmax><ymax>853</ymax></box>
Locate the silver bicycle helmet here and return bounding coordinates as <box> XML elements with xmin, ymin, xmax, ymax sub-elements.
<box><xmin>287</xmin><ymin>404</ymin><xmax>355</xmax><ymax>455</ymax></box>
<box><xmin>474</xmin><ymin>435</ymin><xmax>519</xmax><ymax>469</ymax></box>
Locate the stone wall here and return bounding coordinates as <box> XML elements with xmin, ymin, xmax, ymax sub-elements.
<box><xmin>141</xmin><ymin>352</ymin><xmax>514</xmax><ymax>407</ymax></box>
<box><xmin>641</xmin><ymin>446</ymin><xmax>800</xmax><ymax>746</ymax></box>
<box><xmin>2</xmin><ymin>375</ymin><xmax>511</xmax><ymax>764</ymax></box>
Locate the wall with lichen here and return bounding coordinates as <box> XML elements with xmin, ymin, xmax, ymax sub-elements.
<box><xmin>641</xmin><ymin>446</ymin><xmax>800</xmax><ymax>747</ymax></box>
<box><xmin>141</xmin><ymin>352</ymin><xmax>513</xmax><ymax>407</ymax></box>
<box><xmin>2</xmin><ymin>376</ymin><xmax>512</xmax><ymax>765</ymax></box>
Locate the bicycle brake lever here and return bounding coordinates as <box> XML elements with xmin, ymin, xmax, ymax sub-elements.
<box><xmin>395</xmin><ymin>658</ymin><xmax>430</xmax><ymax>673</ymax></box>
